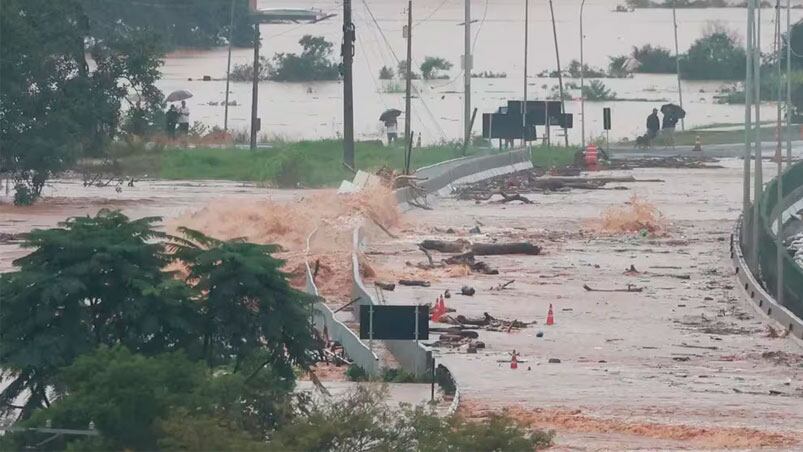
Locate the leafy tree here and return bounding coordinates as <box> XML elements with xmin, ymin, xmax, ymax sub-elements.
<box><xmin>0</xmin><ymin>210</ymin><xmax>197</xmax><ymax>420</ymax></box>
<box><xmin>608</xmin><ymin>55</ymin><xmax>632</xmax><ymax>77</ymax></box>
<box><xmin>1</xmin><ymin>346</ymin><xmax>283</xmax><ymax>451</ymax></box>
<box><xmin>631</xmin><ymin>44</ymin><xmax>676</xmax><ymax>73</ymax></box>
<box><xmin>0</xmin><ymin>0</ymin><xmax>164</xmax><ymax>204</ymax></box>
<box><xmin>420</xmin><ymin>56</ymin><xmax>453</xmax><ymax>80</ymax></box>
<box><xmin>781</xmin><ymin>20</ymin><xmax>803</xmax><ymax>70</ymax></box>
<box><xmin>171</xmin><ymin>228</ymin><xmax>316</xmax><ymax>376</ymax></box>
<box><xmin>269</xmin><ymin>387</ymin><xmax>553</xmax><ymax>452</ymax></box>
<box><xmin>681</xmin><ymin>31</ymin><xmax>746</xmax><ymax>80</ymax></box>
<box><xmin>268</xmin><ymin>35</ymin><xmax>340</xmax><ymax>82</ymax></box>
<box><xmin>379</xmin><ymin>66</ymin><xmax>395</xmax><ymax>80</ymax></box>
<box><xmin>582</xmin><ymin>80</ymin><xmax>617</xmax><ymax>101</ymax></box>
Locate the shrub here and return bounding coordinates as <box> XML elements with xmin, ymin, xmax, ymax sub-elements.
<box><xmin>269</xmin><ymin>35</ymin><xmax>340</xmax><ymax>82</ymax></box>
<box><xmin>420</xmin><ymin>56</ymin><xmax>453</xmax><ymax>80</ymax></box>
<box><xmin>346</xmin><ymin>364</ymin><xmax>369</xmax><ymax>382</ymax></box>
<box><xmin>379</xmin><ymin>66</ymin><xmax>394</xmax><ymax>80</ymax></box>
<box><xmin>582</xmin><ymin>80</ymin><xmax>617</xmax><ymax>101</ymax></box>
<box><xmin>12</xmin><ymin>184</ymin><xmax>34</xmax><ymax>206</ymax></box>
<box><xmin>397</xmin><ymin>60</ymin><xmax>421</xmax><ymax>79</ymax></box>
<box><xmin>608</xmin><ymin>55</ymin><xmax>633</xmax><ymax>77</ymax></box>
<box><xmin>631</xmin><ymin>44</ymin><xmax>676</xmax><ymax>73</ymax></box>
<box><xmin>566</xmin><ymin>59</ymin><xmax>607</xmax><ymax>78</ymax></box>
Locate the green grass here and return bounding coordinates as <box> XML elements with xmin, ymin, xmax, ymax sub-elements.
<box><xmin>105</xmin><ymin>140</ymin><xmax>577</xmax><ymax>187</ymax></box>
<box><xmin>671</xmin><ymin>126</ymin><xmax>798</xmax><ymax>146</ymax></box>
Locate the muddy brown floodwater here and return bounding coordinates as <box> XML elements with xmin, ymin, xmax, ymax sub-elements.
<box><xmin>362</xmin><ymin>159</ymin><xmax>803</xmax><ymax>450</ymax></box>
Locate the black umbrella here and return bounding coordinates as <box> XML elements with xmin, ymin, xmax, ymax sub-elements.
<box><xmin>166</xmin><ymin>89</ymin><xmax>193</xmax><ymax>102</ymax></box>
<box><xmin>661</xmin><ymin>103</ymin><xmax>686</xmax><ymax>119</ymax></box>
<box><xmin>379</xmin><ymin>109</ymin><xmax>402</xmax><ymax>122</ymax></box>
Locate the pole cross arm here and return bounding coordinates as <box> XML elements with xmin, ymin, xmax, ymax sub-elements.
<box><xmin>252</xmin><ymin>9</ymin><xmax>335</xmax><ymax>24</ymax></box>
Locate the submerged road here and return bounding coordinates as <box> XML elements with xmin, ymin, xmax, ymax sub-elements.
<box><xmin>365</xmin><ymin>159</ymin><xmax>803</xmax><ymax>450</ymax></box>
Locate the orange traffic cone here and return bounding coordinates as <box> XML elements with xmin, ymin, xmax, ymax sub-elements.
<box><xmin>431</xmin><ymin>298</ymin><xmax>442</xmax><ymax>322</ymax></box>
<box><xmin>510</xmin><ymin>353</ymin><xmax>518</xmax><ymax>370</ymax></box>
<box><xmin>546</xmin><ymin>304</ymin><xmax>554</xmax><ymax>326</ymax></box>
<box><xmin>439</xmin><ymin>295</ymin><xmax>446</xmax><ymax>312</ymax></box>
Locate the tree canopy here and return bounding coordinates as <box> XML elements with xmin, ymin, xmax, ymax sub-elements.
<box><xmin>681</xmin><ymin>31</ymin><xmax>746</xmax><ymax>80</ymax></box>
<box><xmin>268</xmin><ymin>35</ymin><xmax>341</xmax><ymax>82</ymax></box>
<box><xmin>0</xmin><ymin>211</ymin><xmax>314</xmax><ymax>423</ymax></box>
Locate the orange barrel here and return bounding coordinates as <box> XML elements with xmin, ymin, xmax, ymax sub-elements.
<box><xmin>584</xmin><ymin>144</ymin><xmax>598</xmax><ymax>166</ymax></box>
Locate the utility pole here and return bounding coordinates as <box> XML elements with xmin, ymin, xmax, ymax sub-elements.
<box><xmin>463</xmin><ymin>0</ymin><xmax>472</xmax><ymax>155</ymax></box>
<box><xmin>672</xmin><ymin>7</ymin><xmax>685</xmax><ymax>131</ymax></box>
<box><xmin>580</xmin><ymin>0</ymin><xmax>587</xmax><ymax>148</ymax></box>
<box><xmin>548</xmin><ymin>0</ymin><xmax>568</xmax><ymax>146</ymax></box>
<box><xmin>404</xmin><ymin>1</ymin><xmax>413</xmax><ymax>147</ymax></box>
<box><xmin>522</xmin><ymin>0</ymin><xmax>529</xmax><ymax>148</ymax></box>
<box><xmin>744</xmin><ymin>0</ymin><xmax>754</xmax><ymax>234</ymax></box>
<box><xmin>250</xmin><ymin>21</ymin><xmax>260</xmax><ymax>151</ymax></box>
<box><xmin>752</xmin><ymin>0</ymin><xmax>763</xmax><ymax>273</ymax></box>
<box><xmin>224</xmin><ymin>0</ymin><xmax>235</xmax><ymax>133</ymax></box>
<box><xmin>774</xmin><ymin>0</ymin><xmax>784</xmax><ymax>305</ymax></box>
<box><xmin>343</xmin><ymin>0</ymin><xmax>356</xmax><ymax>170</ymax></box>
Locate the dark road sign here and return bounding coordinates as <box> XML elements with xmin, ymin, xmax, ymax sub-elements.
<box><xmin>359</xmin><ymin>305</ymin><xmax>429</xmax><ymax>340</ymax></box>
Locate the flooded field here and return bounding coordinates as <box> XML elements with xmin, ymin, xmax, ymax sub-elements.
<box><xmin>159</xmin><ymin>0</ymin><xmax>802</xmax><ymax>144</ymax></box>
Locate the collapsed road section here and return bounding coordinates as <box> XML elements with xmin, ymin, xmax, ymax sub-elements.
<box><xmin>360</xmin><ymin>158</ymin><xmax>803</xmax><ymax>449</ymax></box>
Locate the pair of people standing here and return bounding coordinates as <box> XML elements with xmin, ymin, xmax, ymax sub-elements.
<box><xmin>646</xmin><ymin>108</ymin><xmax>679</xmax><ymax>146</ymax></box>
<box><xmin>166</xmin><ymin>100</ymin><xmax>190</xmax><ymax>139</ymax></box>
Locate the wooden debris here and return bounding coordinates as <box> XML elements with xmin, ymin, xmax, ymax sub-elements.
<box><xmin>375</xmin><ymin>281</ymin><xmax>396</xmax><ymax>291</ymax></box>
<box><xmin>460</xmin><ymin>286</ymin><xmax>476</xmax><ymax>296</ymax></box>
<box><xmin>420</xmin><ymin>239</ymin><xmax>470</xmax><ymax>253</ymax></box>
<box><xmin>491</xmin><ymin>280</ymin><xmax>516</xmax><ymax>291</ymax></box>
<box><xmin>498</xmin><ymin>192</ymin><xmax>533</xmax><ymax>204</ymax></box>
<box><xmin>399</xmin><ymin>279</ymin><xmax>431</xmax><ymax>287</ymax></box>
<box><xmin>583</xmin><ymin>283</ymin><xmax>643</xmax><ymax>293</ymax></box>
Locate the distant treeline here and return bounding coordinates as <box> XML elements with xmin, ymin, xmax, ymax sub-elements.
<box><xmin>82</xmin><ymin>0</ymin><xmax>255</xmax><ymax>49</ymax></box>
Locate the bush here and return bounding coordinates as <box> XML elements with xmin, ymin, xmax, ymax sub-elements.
<box><xmin>420</xmin><ymin>56</ymin><xmax>453</xmax><ymax>80</ymax></box>
<box><xmin>346</xmin><ymin>364</ymin><xmax>369</xmax><ymax>382</ymax></box>
<box><xmin>608</xmin><ymin>55</ymin><xmax>633</xmax><ymax>77</ymax></box>
<box><xmin>631</xmin><ymin>44</ymin><xmax>676</xmax><ymax>73</ymax></box>
<box><xmin>566</xmin><ymin>59</ymin><xmax>607</xmax><ymax>78</ymax></box>
<box><xmin>379</xmin><ymin>66</ymin><xmax>394</xmax><ymax>80</ymax></box>
<box><xmin>681</xmin><ymin>31</ymin><xmax>746</xmax><ymax>80</ymax></box>
<box><xmin>397</xmin><ymin>60</ymin><xmax>421</xmax><ymax>79</ymax></box>
<box><xmin>381</xmin><ymin>368</ymin><xmax>418</xmax><ymax>383</ymax></box>
<box><xmin>12</xmin><ymin>184</ymin><xmax>35</xmax><ymax>206</ymax></box>
<box><xmin>582</xmin><ymin>80</ymin><xmax>617</xmax><ymax>101</ymax></box>
<box><xmin>269</xmin><ymin>35</ymin><xmax>340</xmax><ymax>82</ymax></box>
<box><xmin>230</xmin><ymin>56</ymin><xmax>271</xmax><ymax>82</ymax></box>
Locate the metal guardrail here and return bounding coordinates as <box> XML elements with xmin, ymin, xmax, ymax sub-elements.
<box><xmin>735</xmin><ymin>159</ymin><xmax>803</xmax><ymax>339</ymax></box>
<box><xmin>755</xmin><ymin>161</ymin><xmax>803</xmax><ymax>318</ymax></box>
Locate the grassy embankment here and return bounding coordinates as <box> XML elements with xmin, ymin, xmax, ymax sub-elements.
<box><xmin>107</xmin><ymin>140</ymin><xmax>574</xmax><ymax>187</ymax></box>
<box><xmin>671</xmin><ymin>125</ymin><xmax>801</xmax><ymax>146</ymax></box>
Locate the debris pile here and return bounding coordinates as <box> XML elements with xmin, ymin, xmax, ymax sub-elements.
<box><xmin>451</xmin><ymin>169</ymin><xmax>664</xmax><ymax>202</ymax></box>
<box><xmin>594</xmin><ymin>194</ymin><xmax>667</xmax><ymax>235</ymax></box>
<box><xmin>430</xmin><ymin>312</ymin><xmax>536</xmax><ymax>350</ymax></box>
<box><xmin>784</xmin><ymin>232</ymin><xmax>803</xmax><ymax>269</ymax></box>
<box><xmin>607</xmin><ymin>155</ymin><xmax>724</xmax><ymax>170</ymax></box>
<box><xmin>409</xmin><ymin>239</ymin><xmax>542</xmax><ymax>277</ymax></box>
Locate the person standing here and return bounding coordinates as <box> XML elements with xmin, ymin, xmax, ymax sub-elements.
<box><xmin>385</xmin><ymin>119</ymin><xmax>398</xmax><ymax>145</ymax></box>
<box><xmin>177</xmin><ymin>100</ymin><xmax>190</xmax><ymax>136</ymax></box>
<box><xmin>661</xmin><ymin>108</ymin><xmax>678</xmax><ymax>146</ymax></box>
<box><xmin>646</xmin><ymin>108</ymin><xmax>660</xmax><ymax>146</ymax></box>
<box><xmin>165</xmin><ymin>105</ymin><xmax>179</xmax><ymax>139</ymax></box>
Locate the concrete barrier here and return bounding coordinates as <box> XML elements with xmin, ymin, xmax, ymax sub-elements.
<box><xmin>395</xmin><ymin>149</ymin><xmax>532</xmax><ymax>204</ymax></box>
<box><xmin>352</xmin><ymin>227</ymin><xmax>433</xmax><ymax>378</ymax></box>
<box><xmin>304</xmin><ymin>229</ymin><xmax>381</xmax><ymax>376</ymax></box>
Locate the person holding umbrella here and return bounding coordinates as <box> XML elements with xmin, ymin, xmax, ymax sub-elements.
<box><xmin>379</xmin><ymin>109</ymin><xmax>402</xmax><ymax>145</ymax></box>
<box><xmin>165</xmin><ymin>105</ymin><xmax>179</xmax><ymax>139</ymax></box>
<box><xmin>177</xmin><ymin>100</ymin><xmax>190</xmax><ymax>136</ymax></box>
<box><xmin>166</xmin><ymin>89</ymin><xmax>193</xmax><ymax>137</ymax></box>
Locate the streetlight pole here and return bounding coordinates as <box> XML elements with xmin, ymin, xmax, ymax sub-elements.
<box><xmin>548</xmin><ymin>0</ymin><xmax>568</xmax><ymax>147</ymax></box>
<box><xmin>786</xmin><ymin>0</ymin><xmax>793</xmax><ymax>168</ymax></box>
<box><xmin>404</xmin><ymin>1</ymin><xmax>413</xmax><ymax>148</ymax></box>
<box><xmin>774</xmin><ymin>0</ymin><xmax>784</xmax><ymax>305</ymax></box>
<box><xmin>224</xmin><ymin>0</ymin><xmax>235</xmax><ymax>133</ymax></box>
<box><xmin>250</xmin><ymin>21</ymin><xmax>260</xmax><ymax>151</ymax></box>
<box><xmin>744</xmin><ymin>0</ymin><xmax>754</xmax><ymax>231</ymax></box>
<box><xmin>752</xmin><ymin>0</ymin><xmax>763</xmax><ymax>273</ymax></box>
<box><xmin>522</xmin><ymin>0</ymin><xmax>528</xmax><ymax>149</ymax></box>
<box><xmin>463</xmin><ymin>0</ymin><xmax>472</xmax><ymax>155</ymax></box>
<box><xmin>580</xmin><ymin>0</ymin><xmax>587</xmax><ymax>148</ymax></box>
<box><xmin>672</xmin><ymin>7</ymin><xmax>685</xmax><ymax>131</ymax></box>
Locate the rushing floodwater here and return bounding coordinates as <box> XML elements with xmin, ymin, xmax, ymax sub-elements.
<box><xmin>157</xmin><ymin>0</ymin><xmax>801</xmax><ymax>144</ymax></box>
